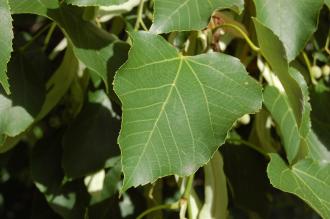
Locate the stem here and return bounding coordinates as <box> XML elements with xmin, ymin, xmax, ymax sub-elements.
<box><xmin>325</xmin><ymin>35</ymin><xmax>330</xmax><ymax>55</ymax></box>
<box><xmin>134</xmin><ymin>0</ymin><xmax>148</xmax><ymax>31</ymax></box>
<box><xmin>183</xmin><ymin>174</ymin><xmax>194</xmax><ymax>200</ymax></box>
<box><xmin>219</xmin><ymin>23</ymin><xmax>260</xmax><ymax>52</ymax></box>
<box><xmin>228</xmin><ymin>138</ymin><xmax>269</xmax><ymax>158</ymax></box>
<box><xmin>302</xmin><ymin>51</ymin><xmax>317</xmax><ymax>85</ymax></box>
<box><xmin>179</xmin><ymin>174</ymin><xmax>194</xmax><ymax>219</ymax></box>
<box><xmin>136</xmin><ymin>202</ymin><xmax>179</xmax><ymax>219</ymax></box>
<box><xmin>43</xmin><ymin>22</ymin><xmax>56</xmax><ymax>51</ymax></box>
<box><xmin>20</xmin><ymin>22</ymin><xmax>52</xmax><ymax>52</ymax></box>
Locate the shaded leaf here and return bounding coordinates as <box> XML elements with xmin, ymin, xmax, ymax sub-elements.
<box><xmin>0</xmin><ymin>95</ymin><xmax>33</xmax><ymax>148</ymax></box>
<box><xmin>37</xmin><ymin>46</ymin><xmax>79</xmax><ymax>120</ymax></box>
<box><xmin>305</xmin><ymin>131</ymin><xmax>330</xmax><ymax>162</ymax></box>
<box><xmin>221</xmin><ymin>143</ymin><xmax>272</xmax><ymax>217</ymax></box>
<box><xmin>114</xmin><ymin>31</ymin><xmax>262</xmax><ymax>191</ymax></box>
<box><xmin>198</xmin><ymin>151</ymin><xmax>228</xmax><ymax>219</ymax></box>
<box><xmin>31</xmin><ymin>131</ymin><xmax>64</xmax><ymax>194</ymax></box>
<box><xmin>0</xmin><ymin>0</ymin><xmax>13</xmax><ymax>94</ymax></box>
<box><xmin>150</xmin><ymin>0</ymin><xmax>244</xmax><ymax>34</ymax></box>
<box><xmin>88</xmin><ymin>157</ymin><xmax>122</xmax><ymax>205</ymax></box>
<box><xmin>253</xmin><ymin>0</ymin><xmax>323</xmax><ymax>61</ymax></box>
<box><xmin>254</xmin><ymin>19</ymin><xmax>304</xmax><ymax>126</ymax></box>
<box><xmin>267</xmin><ymin>153</ymin><xmax>330</xmax><ymax>219</ymax></box>
<box><xmin>62</xmin><ymin>90</ymin><xmax>120</xmax><ymax>178</ymax></box>
<box><xmin>310</xmin><ymin>84</ymin><xmax>330</xmax><ymax>148</ymax></box>
<box><xmin>0</xmin><ymin>48</ymin><xmax>48</xmax><ymax>152</ymax></box>
<box><xmin>9</xmin><ymin>2</ymin><xmax>128</xmax><ymax>91</ymax></box>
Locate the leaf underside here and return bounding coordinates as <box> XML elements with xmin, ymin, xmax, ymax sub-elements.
<box><xmin>150</xmin><ymin>0</ymin><xmax>244</xmax><ymax>34</ymax></box>
<box><xmin>114</xmin><ymin>31</ymin><xmax>262</xmax><ymax>191</ymax></box>
<box><xmin>267</xmin><ymin>154</ymin><xmax>330</xmax><ymax>219</ymax></box>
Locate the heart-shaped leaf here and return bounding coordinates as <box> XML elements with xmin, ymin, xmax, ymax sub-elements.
<box><xmin>114</xmin><ymin>31</ymin><xmax>262</xmax><ymax>191</ymax></box>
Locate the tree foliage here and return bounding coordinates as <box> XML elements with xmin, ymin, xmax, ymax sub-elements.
<box><xmin>0</xmin><ymin>0</ymin><xmax>329</xmax><ymax>218</ymax></box>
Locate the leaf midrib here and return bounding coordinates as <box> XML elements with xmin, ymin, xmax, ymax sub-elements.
<box><xmin>123</xmin><ymin>58</ymin><xmax>184</xmax><ymax>186</ymax></box>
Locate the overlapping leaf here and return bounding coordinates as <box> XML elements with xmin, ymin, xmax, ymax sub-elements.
<box><xmin>0</xmin><ymin>48</ymin><xmax>49</xmax><ymax>152</ymax></box>
<box><xmin>264</xmin><ymin>86</ymin><xmax>301</xmax><ymax>163</ymax></box>
<box><xmin>62</xmin><ymin>90</ymin><xmax>121</xmax><ymax>178</ymax></box>
<box><xmin>9</xmin><ymin>1</ymin><xmax>128</xmax><ymax>91</ymax></box>
<box><xmin>263</xmin><ymin>68</ymin><xmax>310</xmax><ymax>163</ymax></box>
<box><xmin>114</xmin><ymin>31</ymin><xmax>262</xmax><ymax>191</ymax></box>
<box><xmin>37</xmin><ymin>46</ymin><xmax>78</xmax><ymax>120</ymax></box>
<box><xmin>0</xmin><ymin>95</ymin><xmax>33</xmax><ymax>147</ymax></box>
<box><xmin>267</xmin><ymin>154</ymin><xmax>330</xmax><ymax>219</ymax></box>
<box><xmin>150</xmin><ymin>0</ymin><xmax>244</xmax><ymax>34</ymax></box>
<box><xmin>310</xmin><ymin>85</ymin><xmax>330</xmax><ymax>148</ymax></box>
<box><xmin>254</xmin><ymin>19</ymin><xmax>303</xmax><ymax>124</ymax></box>
<box><xmin>199</xmin><ymin>151</ymin><xmax>228</xmax><ymax>219</ymax></box>
<box><xmin>253</xmin><ymin>0</ymin><xmax>323</xmax><ymax>61</ymax></box>
<box><xmin>0</xmin><ymin>0</ymin><xmax>13</xmax><ymax>94</ymax></box>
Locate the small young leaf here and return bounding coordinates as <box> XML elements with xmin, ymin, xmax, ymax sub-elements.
<box><xmin>114</xmin><ymin>31</ymin><xmax>262</xmax><ymax>191</ymax></box>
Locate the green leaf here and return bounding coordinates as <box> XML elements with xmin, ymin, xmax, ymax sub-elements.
<box><xmin>0</xmin><ymin>95</ymin><xmax>33</xmax><ymax>147</ymax></box>
<box><xmin>9</xmin><ymin>2</ymin><xmax>127</xmax><ymax>91</ymax></box>
<box><xmin>0</xmin><ymin>48</ymin><xmax>48</xmax><ymax>152</ymax></box>
<box><xmin>306</xmin><ymin>131</ymin><xmax>330</xmax><ymax>162</ymax></box>
<box><xmin>150</xmin><ymin>0</ymin><xmax>244</xmax><ymax>34</ymax></box>
<box><xmin>221</xmin><ymin>143</ymin><xmax>272</xmax><ymax>217</ymax></box>
<box><xmin>66</xmin><ymin>0</ymin><xmax>128</xmax><ymax>6</ymax></box>
<box><xmin>37</xmin><ymin>46</ymin><xmax>78</xmax><ymax>120</ymax></box>
<box><xmin>9</xmin><ymin>0</ymin><xmax>59</xmax><ymax>15</ymax></box>
<box><xmin>0</xmin><ymin>0</ymin><xmax>13</xmax><ymax>94</ymax></box>
<box><xmin>267</xmin><ymin>153</ymin><xmax>330</xmax><ymax>219</ymax></box>
<box><xmin>114</xmin><ymin>31</ymin><xmax>262</xmax><ymax>191</ymax></box>
<box><xmin>199</xmin><ymin>151</ymin><xmax>228</xmax><ymax>219</ymax></box>
<box><xmin>31</xmin><ymin>132</ymin><xmax>64</xmax><ymax>193</ymax></box>
<box><xmin>89</xmin><ymin>158</ymin><xmax>122</xmax><ymax>205</ymax></box>
<box><xmin>253</xmin><ymin>0</ymin><xmax>323</xmax><ymax>61</ymax></box>
<box><xmin>62</xmin><ymin>90</ymin><xmax>120</xmax><ymax>178</ymax></box>
<box><xmin>326</xmin><ymin>0</ymin><xmax>330</xmax><ymax>8</ymax></box>
<box><xmin>264</xmin><ymin>86</ymin><xmax>301</xmax><ymax>163</ymax></box>
<box><xmin>310</xmin><ymin>84</ymin><xmax>330</xmax><ymax>148</ymax></box>
<box><xmin>254</xmin><ymin>19</ymin><xmax>304</xmax><ymax>125</ymax></box>
<box><xmin>263</xmin><ymin>68</ymin><xmax>310</xmax><ymax>163</ymax></box>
